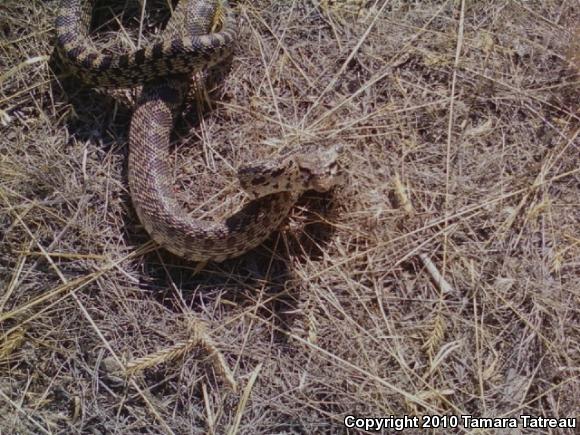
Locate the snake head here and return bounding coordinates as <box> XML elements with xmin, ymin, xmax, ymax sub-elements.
<box><xmin>294</xmin><ymin>143</ymin><xmax>344</xmax><ymax>193</ymax></box>
<box><xmin>238</xmin><ymin>144</ymin><xmax>344</xmax><ymax>199</ymax></box>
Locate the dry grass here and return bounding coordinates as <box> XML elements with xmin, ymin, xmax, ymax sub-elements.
<box><xmin>1</xmin><ymin>0</ymin><xmax>579</xmax><ymax>433</ymax></box>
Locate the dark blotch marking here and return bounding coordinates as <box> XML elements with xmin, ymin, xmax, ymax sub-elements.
<box><xmin>261</xmin><ymin>216</ymin><xmax>271</xmax><ymax>228</ymax></box>
<box><xmin>170</xmin><ymin>38</ymin><xmax>183</xmax><ymax>54</ymax></box>
<box><xmin>270</xmin><ymin>203</ymin><xmax>281</xmax><ymax>215</ymax></box>
<box><xmin>55</xmin><ymin>15</ymin><xmax>72</xmax><ymax>29</ymax></box>
<box><xmin>152</xmin><ymin>43</ymin><xmax>165</xmax><ymax>59</ymax></box>
<box><xmin>82</xmin><ymin>53</ymin><xmax>99</xmax><ymax>69</ymax></box>
<box><xmin>269</xmin><ymin>168</ymin><xmax>284</xmax><ymax>178</ymax></box>
<box><xmin>134</xmin><ymin>48</ymin><xmax>146</xmax><ymax>65</ymax></box>
<box><xmin>67</xmin><ymin>44</ymin><xmax>86</xmax><ymax>60</ymax></box>
<box><xmin>163</xmin><ymin>225</ymin><xmax>180</xmax><ymax>241</ymax></box>
<box><xmin>251</xmin><ymin>176</ymin><xmax>266</xmax><ymax>186</ymax></box>
<box><xmin>97</xmin><ymin>55</ymin><xmax>112</xmax><ymax>71</ymax></box>
<box><xmin>117</xmin><ymin>54</ymin><xmax>130</xmax><ymax>69</ymax></box>
<box><xmin>58</xmin><ymin>31</ymin><xmax>77</xmax><ymax>46</ymax></box>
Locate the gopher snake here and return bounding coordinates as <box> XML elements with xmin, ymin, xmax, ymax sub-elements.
<box><xmin>56</xmin><ymin>0</ymin><xmax>343</xmax><ymax>262</ymax></box>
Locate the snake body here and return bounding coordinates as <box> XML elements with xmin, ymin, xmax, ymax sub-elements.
<box><xmin>56</xmin><ymin>0</ymin><xmax>342</xmax><ymax>262</ymax></box>
<box><xmin>56</xmin><ymin>0</ymin><xmax>235</xmax><ymax>87</ymax></box>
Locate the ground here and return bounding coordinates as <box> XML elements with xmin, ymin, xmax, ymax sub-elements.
<box><xmin>0</xmin><ymin>0</ymin><xmax>579</xmax><ymax>434</ymax></box>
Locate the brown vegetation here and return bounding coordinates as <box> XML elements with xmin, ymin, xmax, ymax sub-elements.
<box><xmin>1</xmin><ymin>0</ymin><xmax>578</xmax><ymax>433</ymax></box>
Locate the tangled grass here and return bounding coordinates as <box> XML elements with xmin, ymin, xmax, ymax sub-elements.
<box><xmin>1</xmin><ymin>1</ymin><xmax>578</xmax><ymax>433</ymax></box>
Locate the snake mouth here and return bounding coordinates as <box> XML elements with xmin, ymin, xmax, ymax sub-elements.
<box><xmin>309</xmin><ymin>161</ymin><xmax>344</xmax><ymax>192</ymax></box>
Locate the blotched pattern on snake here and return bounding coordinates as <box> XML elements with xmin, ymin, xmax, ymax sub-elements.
<box><xmin>56</xmin><ymin>0</ymin><xmax>343</xmax><ymax>262</ymax></box>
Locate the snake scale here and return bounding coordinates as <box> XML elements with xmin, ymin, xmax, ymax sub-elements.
<box><xmin>56</xmin><ymin>0</ymin><xmax>343</xmax><ymax>262</ymax></box>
